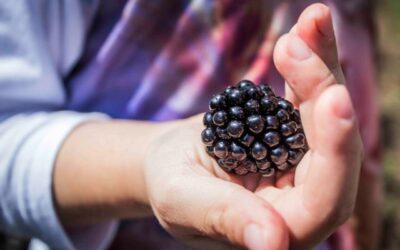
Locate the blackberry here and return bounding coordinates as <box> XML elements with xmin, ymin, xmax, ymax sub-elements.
<box><xmin>213</xmin><ymin>140</ymin><xmax>230</xmax><ymax>159</ymax></box>
<box><xmin>247</xmin><ymin>115</ymin><xmax>265</xmax><ymax>134</ymax></box>
<box><xmin>226</xmin><ymin>120</ymin><xmax>244</xmax><ymax>138</ymax></box>
<box><xmin>201</xmin><ymin>80</ymin><xmax>308</xmax><ymax>177</ymax></box>
<box><xmin>213</xmin><ymin>110</ymin><xmax>228</xmax><ymax>126</ymax></box>
<box><xmin>201</xmin><ymin>127</ymin><xmax>216</xmax><ymax>146</ymax></box>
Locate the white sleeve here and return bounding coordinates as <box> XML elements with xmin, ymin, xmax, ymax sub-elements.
<box><xmin>0</xmin><ymin>112</ymin><xmax>118</xmax><ymax>250</ymax></box>
<box><xmin>0</xmin><ymin>1</ymin><xmax>117</xmax><ymax>250</ymax></box>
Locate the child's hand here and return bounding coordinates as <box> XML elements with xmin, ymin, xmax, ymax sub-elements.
<box><xmin>144</xmin><ymin>117</ymin><xmax>289</xmax><ymax>250</ymax></box>
<box><xmin>144</xmin><ymin>3</ymin><xmax>362</xmax><ymax>250</ymax></box>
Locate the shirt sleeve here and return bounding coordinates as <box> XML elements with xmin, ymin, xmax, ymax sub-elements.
<box><xmin>0</xmin><ymin>1</ymin><xmax>118</xmax><ymax>250</ymax></box>
<box><xmin>0</xmin><ymin>112</ymin><xmax>118</xmax><ymax>250</ymax></box>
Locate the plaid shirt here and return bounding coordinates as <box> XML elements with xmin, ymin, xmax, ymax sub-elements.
<box><xmin>67</xmin><ymin>0</ymin><xmax>373</xmax><ymax>119</ymax></box>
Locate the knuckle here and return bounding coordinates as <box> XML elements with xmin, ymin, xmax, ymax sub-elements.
<box><xmin>317</xmin><ymin>71</ymin><xmax>337</xmax><ymax>90</ymax></box>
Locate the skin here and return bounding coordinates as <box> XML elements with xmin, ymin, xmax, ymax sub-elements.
<box><xmin>54</xmin><ymin>3</ymin><xmax>363</xmax><ymax>250</ymax></box>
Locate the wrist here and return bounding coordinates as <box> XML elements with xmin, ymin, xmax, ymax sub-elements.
<box><xmin>54</xmin><ymin>119</ymin><xmax>182</xmax><ymax>225</ymax></box>
<box><xmin>124</xmin><ymin>119</ymin><xmax>183</xmax><ymax>212</ymax></box>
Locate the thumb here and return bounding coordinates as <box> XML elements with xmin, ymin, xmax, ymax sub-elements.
<box><xmin>150</xmin><ymin>174</ymin><xmax>288</xmax><ymax>250</ymax></box>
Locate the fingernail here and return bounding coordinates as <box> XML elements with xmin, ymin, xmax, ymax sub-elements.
<box><xmin>333</xmin><ymin>87</ymin><xmax>354</xmax><ymax>120</ymax></box>
<box><xmin>287</xmin><ymin>35</ymin><xmax>312</xmax><ymax>61</ymax></box>
<box><xmin>244</xmin><ymin>224</ymin><xmax>267</xmax><ymax>250</ymax></box>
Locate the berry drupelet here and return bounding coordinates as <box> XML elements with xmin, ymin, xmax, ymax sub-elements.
<box><xmin>201</xmin><ymin>80</ymin><xmax>308</xmax><ymax>177</ymax></box>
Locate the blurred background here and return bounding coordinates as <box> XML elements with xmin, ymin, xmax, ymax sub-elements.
<box><xmin>379</xmin><ymin>0</ymin><xmax>400</xmax><ymax>249</ymax></box>
<box><xmin>0</xmin><ymin>0</ymin><xmax>399</xmax><ymax>249</ymax></box>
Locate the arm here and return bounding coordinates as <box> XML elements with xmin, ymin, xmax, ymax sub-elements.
<box><xmin>53</xmin><ymin>119</ymin><xmax>179</xmax><ymax>225</ymax></box>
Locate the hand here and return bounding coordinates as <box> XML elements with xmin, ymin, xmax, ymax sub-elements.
<box><xmin>144</xmin><ymin>3</ymin><xmax>363</xmax><ymax>250</ymax></box>
<box><xmin>144</xmin><ymin>116</ymin><xmax>288</xmax><ymax>250</ymax></box>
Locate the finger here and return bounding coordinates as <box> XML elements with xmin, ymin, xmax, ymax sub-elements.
<box><xmin>255</xmin><ymin>85</ymin><xmax>362</xmax><ymax>249</ymax></box>
<box><xmin>283</xmin><ymin>3</ymin><xmax>344</xmax><ymax>106</ymax></box>
<box><xmin>303</xmin><ymin>84</ymin><xmax>362</xmax><ymax>229</ymax></box>
<box><xmin>293</xmin><ymin>3</ymin><xmax>345</xmax><ymax>84</ymax></box>
<box><xmin>274</xmin><ymin>32</ymin><xmax>339</xmax><ymax>147</ymax></box>
<box><xmin>283</xmin><ymin>24</ymin><xmax>301</xmax><ymax>107</ymax></box>
<box><xmin>274</xmin><ymin>32</ymin><xmax>337</xmax><ymax>104</ymax></box>
<box><xmin>150</xmin><ymin>174</ymin><xmax>288</xmax><ymax>250</ymax></box>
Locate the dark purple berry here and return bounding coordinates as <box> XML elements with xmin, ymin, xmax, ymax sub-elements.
<box><xmin>213</xmin><ymin>140</ymin><xmax>230</xmax><ymax>159</ymax></box>
<box><xmin>276</xmin><ymin>109</ymin><xmax>290</xmax><ymax>123</ymax></box>
<box><xmin>251</xmin><ymin>141</ymin><xmax>268</xmax><ymax>160</ymax></box>
<box><xmin>244</xmin><ymin>99</ymin><xmax>260</xmax><ymax>114</ymax></box>
<box><xmin>285</xmin><ymin>133</ymin><xmax>306</xmax><ymax>149</ymax></box>
<box><xmin>256</xmin><ymin>158</ymin><xmax>272</xmax><ymax>170</ymax></box>
<box><xmin>260</xmin><ymin>96</ymin><xmax>278</xmax><ymax>113</ymax></box>
<box><xmin>202</xmin><ymin>81</ymin><xmax>308</xmax><ymax>177</ymax></box>
<box><xmin>263</xmin><ymin>131</ymin><xmax>280</xmax><ymax>148</ymax></box>
<box><xmin>259</xmin><ymin>167</ymin><xmax>275</xmax><ymax>177</ymax></box>
<box><xmin>227</xmin><ymin>89</ymin><xmax>245</xmax><ymax>106</ymax></box>
<box><xmin>292</xmin><ymin>110</ymin><xmax>301</xmax><ymax>123</ymax></box>
<box><xmin>234</xmin><ymin>165</ymin><xmax>249</xmax><ymax>175</ymax></box>
<box><xmin>201</xmin><ymin>127</ymin><xmax>216</xmax><ymax>146</ymax></box>
<box><xmin>224</xmin><ymin>86</ymin><xmax>235</xmax><ymax>95</ymax></box>
<box><xmin>239</xmin><ymin>133</ymin><xmax>255</xmax><ymax>147</ymax></box>
<box><xmin>218</xmin><ymin>157</ymin><xmax>238</xmax><ymax>171</ymax></box>
<box><xmin>246</xmin><ymin>115</ymin><xmax>265</xmax><ymax>134</ymax></box>
<box><xmin>209</xmin><ymin>94</ymin><xmax>227</xmax><ymax>110</ymax></box>
<box><xmin>227</xmin><ymin>120</ymin><xmax>244</xmax><ymax>138</ymax></box>
<box><xmin>237</xmin><ymin>79</ymin><xmax>255</xmax><ymax>89</ymax></box>
<box><xmin>288</xmin><ymin>149</ymin><xmax>304</xmax><ymax>165</ymax></box>
<box><xmin>280</xmin><ymin>121</ymin><xmax>297</xmax><ymax>137</ymax></box>
<box><xmin>276</xmin><ymin>163</ymin><xmax>290</xmax><ymax>171</ymax></box>
<box><xmin>229</xmin><ymin>106</ymin><xmax>245</xmax><ymax>120</ymax></box>
<box><xmin>259</xmin><ymin>84</ymin><xmax>275</xmax><ymax>96</ymax></box>
<box><xmin>241</xmin><ymin>158</ymin><xmax>258</xmax><ymax>173</ymax></box>
<box><xmin>265</xmin><ymin>116</ymin><xmax>279</xmax><ymax>130</ymax></box>
<box><xmin>245</xmin><ymin>86</ymin><xmax>262</xmax><ymax>99</ymax></box>
<box><xmin>203</xmin><ymin>112</ymin><xmax>213</xmax><ymax>126</ymax></box>
<box><xmin>216</xmin><ymin>127</ymin><xmax>230</xmax><ymax>140</ymax></box>
<box><xmin>297</xmin><ymin>127</ymin><xmax>305</xmax><ymax>134</ymax></box>
<box><xmin>277</xmin><ymin>99</ymin><xmax>294</xmax><ymax>113</ymax></box>
<box><xmin>231</xmin><ymin>142</ymin><xmax>247</xmax><ymax>161</ymax></box>
<box><xmin>270</xmin><ymin>145</ymin><xmax>289</xmax><ymax>165</ymax></box>
<box><xmin>206</xmin><ymin>146</ymin><xmax>215</xmax><ymax>157</ymax></box>
<box><xmin>213</xmin><ymin>110</ymin><xmax>228</xmax><ymax>126</ymax></box>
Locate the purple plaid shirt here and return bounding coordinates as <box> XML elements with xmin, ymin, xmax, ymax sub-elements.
<box><xmin>65</xmin><ymin>0</ymin><xmax>379</xmax><ymax>249</ymax></box>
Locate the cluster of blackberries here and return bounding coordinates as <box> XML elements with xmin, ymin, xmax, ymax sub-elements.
<box><xmin>201</xmin><ymin>80</ymin><xmax>308</xmax><ymax>177</ymax></box>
